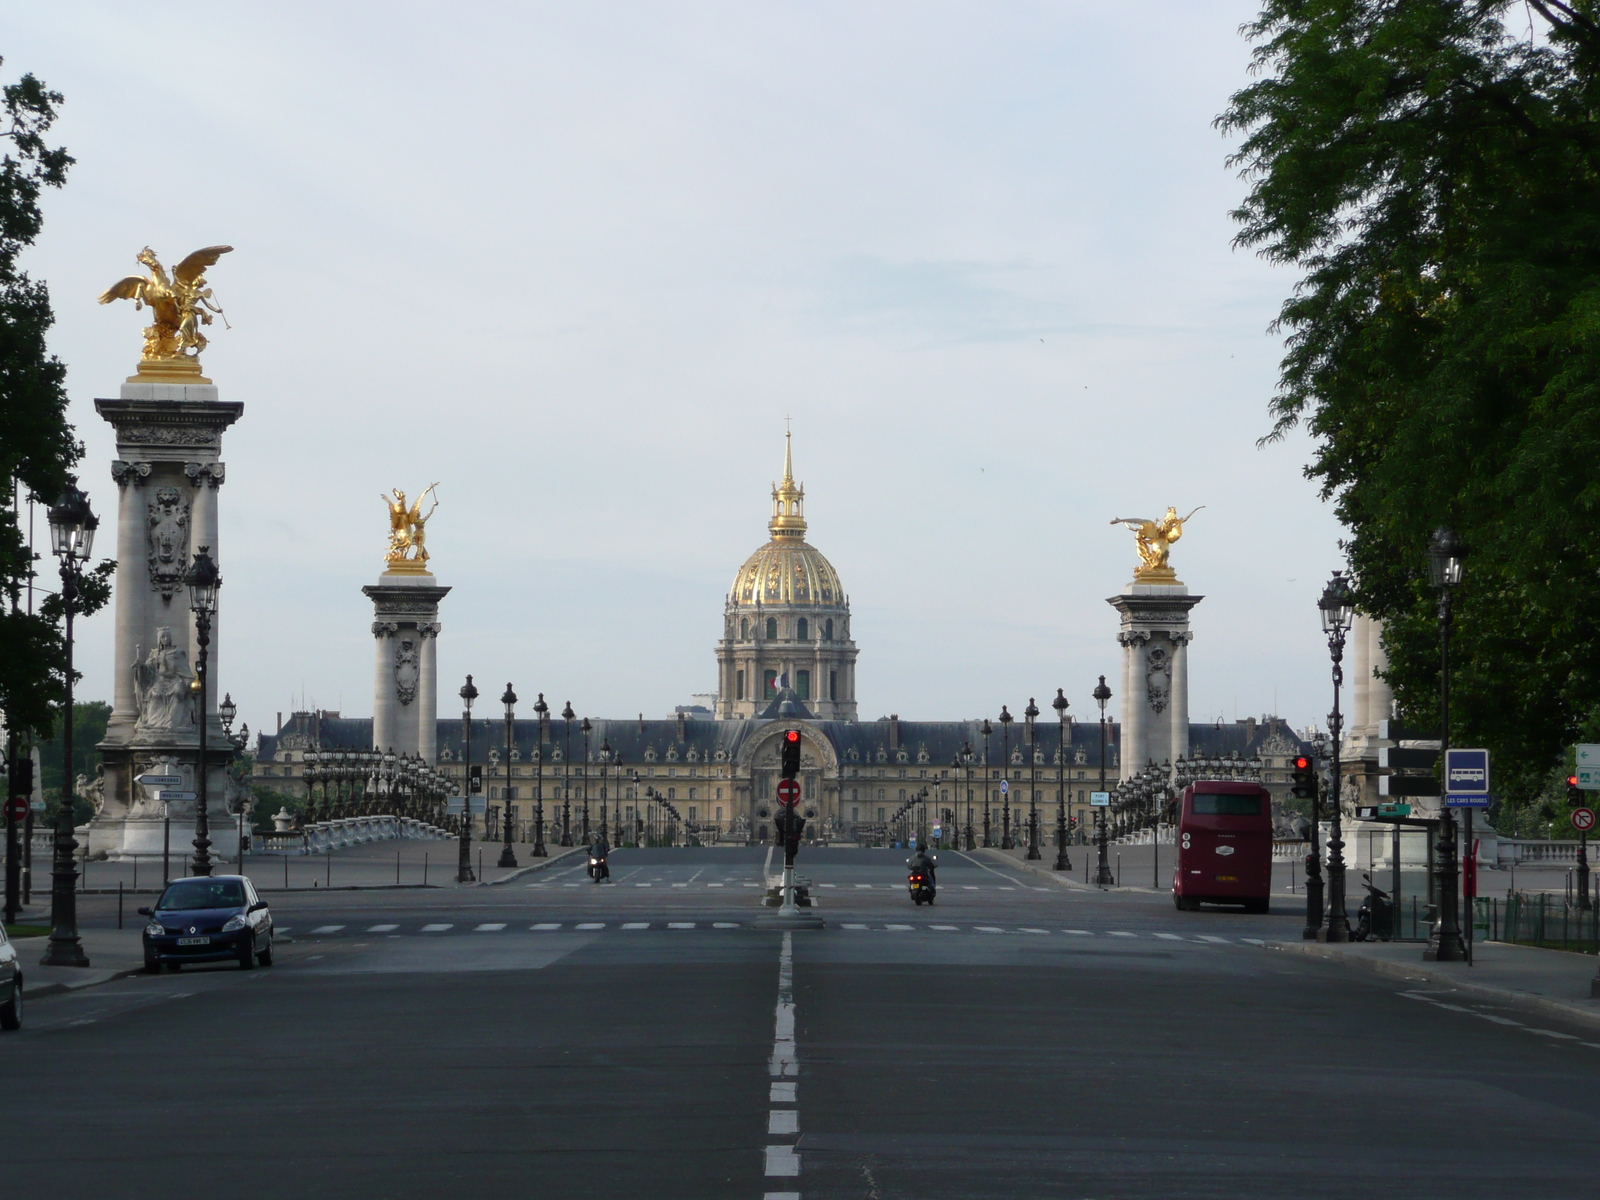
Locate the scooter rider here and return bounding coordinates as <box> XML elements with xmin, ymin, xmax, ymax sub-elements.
<box><xmin>590</xmin><ymin>832</ymin><xmax>611</xmax><ymax>882</ymax></box>
<box><xmin>907</xmin><ymin>845</ymin><xmax>937</xmax><ymax>888</ymax></box>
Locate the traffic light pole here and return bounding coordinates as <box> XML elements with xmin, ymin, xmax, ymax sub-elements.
<box><xmin>758</xmin><ymin>727</ymin><xmax>822</xmax><ymax>929</ymax></box>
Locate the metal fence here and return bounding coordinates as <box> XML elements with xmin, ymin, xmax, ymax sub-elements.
<box><xmin>1481</xmin><ymin>891</ymin><xmax>1600</xmax><ymax>955</ymax></box>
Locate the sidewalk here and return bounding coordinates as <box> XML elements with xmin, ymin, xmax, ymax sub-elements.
<box><xmin>1270</xmin><ymin>936</ymin><xmax>1600</xmax><ymax>1029</ymax></box>
<box><xmin>16</xmin><ymin>928</ymin><xmax>148</xmax><ymax>1000</ymax></box>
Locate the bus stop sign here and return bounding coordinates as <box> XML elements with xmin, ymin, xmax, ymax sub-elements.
<box><xmin>1445</xmin><ymin>748</ymin><xmax>1489</xmax><ymax>795</ymax></box>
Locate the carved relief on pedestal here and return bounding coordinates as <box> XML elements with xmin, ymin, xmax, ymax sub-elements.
<box><xmin>1146</xmin><ymin>645</ymin><xmax>1172</xmax><ymax>714</ymax></box>
<box><xmin>395</xmin><ymin>638</ymin><xmax>420</xmax><ymax>706</ymax></box>
<box><xmin>147</xmin><ymin>487</ymin><xmax>191</xmax><ymax>603</ymax></box>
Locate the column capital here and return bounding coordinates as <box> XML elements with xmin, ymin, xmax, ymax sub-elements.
<box><xmin>111</xmin><ymin>460</ymin><xmax>152</xmax><ymax>488</ymax></box>
<box><xmin>372</xmin><ymin>620</ymin><xmax>400</xmax><ymax>638</ymax></box>
<box><xmin>417</xmin><ymin>621</ymin><xmax>442</xmax><ymax>638</ymax></box>
<box><xmin>184</xmin><ymin>461</ymin><xmax>226</xmax><ymax>488</ymax></box>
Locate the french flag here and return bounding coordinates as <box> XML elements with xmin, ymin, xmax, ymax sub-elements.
<box><xmin>774</xmin><ymin>673</ymin><xmax>788</xmax><ymax>690</ymax></box>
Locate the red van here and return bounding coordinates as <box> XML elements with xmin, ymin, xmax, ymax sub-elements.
<box><xmin>1173</xmin><ymin>780</ymin><xmax>1273</xmax><ymax>913</ymax></box>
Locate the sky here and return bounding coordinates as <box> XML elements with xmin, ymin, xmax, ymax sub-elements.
<box><xmin>7</xmin><ymin>1</ymin><xmax>1347</xmax><ymax>742</ymax></box>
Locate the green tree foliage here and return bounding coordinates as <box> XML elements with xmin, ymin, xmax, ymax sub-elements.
<box><xmin>0</xmin><ymin>60</ymin><xmax>112</xmax><ymax>739</ymax></box>
<box><xmin>1220</xmin><ymin>2</ymin><xmax>1600</xmax><ymax>803</ymax></box>
<box><xmin>33</xmin><ymin>699</ymin><xmax>109</xmax><ymax>792</ymax></box>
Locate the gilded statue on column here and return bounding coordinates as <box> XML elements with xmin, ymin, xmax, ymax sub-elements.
<box><xmin>1110</xmin><ymin>506</ymin><xmax>1204</xmax><ymax>582</ymax></box>
<box><xmin>382</xmin><ymin>484</ymin><xmax>439</xmax><ymax>572</ymax></box>
<box><xmin>98</xmin><ymin>245</ymin><xmax>232</xmax><ymax>380</ymax></box>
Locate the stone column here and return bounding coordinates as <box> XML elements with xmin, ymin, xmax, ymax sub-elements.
<box><xmin>1108</xmin><ymin>585</ymin><xmax>1203</xmax><ymax>782</ymax></box>
<box><xmin>363</xmin><ymin>573</ymin><xmax>450</xmax><ymax>763</ymax></box>
<box><xmin>106</xmin><ymin>459</ymin><xmax>151</xmax><ymax>741</ymax></box>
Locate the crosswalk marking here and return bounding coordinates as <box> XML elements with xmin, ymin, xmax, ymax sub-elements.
<box><xmin>531</xmin><ymin>923</ymin><xmax>562</xmax><ymax>930</ymax></box>
<box><xmin>667</xmin><ymin>921</ymin><xmax>696</xmax><ymax>929</ymax></box>
<box><xmin>707</xmin><ymin>883</ymin><xmax>724</xmax><ymax>887</ymax></box>
<box><xmin>1196</xmin><ymin>935</ymin><xmax>1229</xmax><ymax>944</ymax></box>
<box><xmin>975</xmin><ymin>926</ymin><xmax>1004</xmax><ymax>933</ymax></box>
<box><xmin>1064</xmin><ymin>929</ymin><xmax>1093</xmax><ymax>935</ymax></box>
<box><xmin>930</xmin><ymin>925</ymin><xmax>959</xmax><ymax>931</ymax></box>
<box><xmin>367</xmin><ymin>924</ymin><xmax>398</xmax><ymax>933</ymax></box>
<box><xmin>635</xmin><ymin>883</ymin><xmax>652</xmax><ymax>887</ymax></box>
<box><xmin>885</xmin><ymin>924</ymin><xmax>914</xmax><ymax>931</ymax></box>
<box><xmin>420</xmin><ymin>923</ymin><xmax>453</xmax><ymax>932</ymax></box>
<box><xmin>621</xmin><ymin>922</ymin><xmax>649</xmax><ymax>930</ymax></box>
<box><xmin>575</xmin><ymin>922</ymin><xmax>605</xmax><ymax>930</ymax></box>
<box><xmin>671</xmin><ymin>883</ymin><xmax>688</xmax><ymax>888</ymax></box>
<box><xmin>1108</xmin><ymin>931</ymin><xmax>1136</xmax><ymax>938</ymax></box>
<box><xmin>1019</xmin><ymin>928</ymin><xmax>1048</xmax><ymax>935</ymax></box>
<box><xmin>714</xmin><ymin>922</ymin><xmax>739</xmax><ymax>928</ymax></box>
<box><xmin>1153</xmin><ymin>932</ymin><xmax>1183</xmax><ymax>940</ymax></box>
<box><xmin>270</xmin><ymin>920</ymin><xmax>1254</xmax><ymax>941</ymax></box>
<box><xmin>310</xmin><ymin>925</ymin><xmax>345</xmax><ymax>934</ymax></box>
<box><xmin>474</xmin><ymin>923</ymin><xmax>506</xmax><ymax>932</ymax></box>
<box><xmin>842</xmin><ymin>923</ymin><xmax>868</xmax><ymax>929</ymax></box>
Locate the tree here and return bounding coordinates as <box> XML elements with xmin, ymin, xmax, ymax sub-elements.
<box><xmin>0</xmin><ymin>59</ymin><xmax>111</xmax><ymax>740</ymax></box>
<box><xmin>1220</xmin><ymin>2</ymin><xmax>1600</xmax><ymax>804</ymax></box>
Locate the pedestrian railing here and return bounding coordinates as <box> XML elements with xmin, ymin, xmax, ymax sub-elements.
<box><xmin>1481</xmin><ymin>891</ymin><xmax>1599</xmax><ymax>955</ymax></box>
<box><xmin>1496</xmin><ymin>840</ymin><xmax>1587</xmax><ymax>866</ymax></box>
<box><xmin>1273</xmin><ymin>839</ymin><xmax>1309</xmax><ymax>861</ymax></box>
<box><xmin>257</xmin><ymin>815</ymin><xmax>452</xmax><ymax>856</ymax></box>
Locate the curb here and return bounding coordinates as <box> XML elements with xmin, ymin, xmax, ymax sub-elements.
<box><xmin>967</xmin><ymin>848</ymin><xmax>1111</xmax><ymax>892</ymax></box>
<box><xmin>481</xmin><ymin>846</ymin><xmax>584</xmax><ymax>886</ymax></box>
<box><xmin>1264</xmin><ymin>938</ymin><xmax>1600</xmax><ymax>1031</ymax></box>
<box><xmin>21</xmin><ymin>963</ymin><xmax>146</xmax><ymax>1001</ymax></box>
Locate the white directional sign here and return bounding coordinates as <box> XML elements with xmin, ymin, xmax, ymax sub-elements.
<box><xmin>156</xmin><ymin>790</ymin><xmax>196</xmax><ymax>802</ymax></box>
<box><xmin>1090</xmin><ymin>791</ymin><xmax>1111</xmax><ymax>807</ymax></box>
<box><xmin>136</xmin><ymin>774</ymin><xmax>183</xmax><ymax>788</ymax></box>
<box><xmin>1577</xmin><ymin>744</ymin><xmax>1600</xmax><ymax>790</ymax></box>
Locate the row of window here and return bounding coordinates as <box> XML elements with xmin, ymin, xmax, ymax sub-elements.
<box><xmin>733</xmin><ymin>667</ymin><xmax>841</xmax><ymax>702</ymax></box>
<box><xmin>489</xmin><ymin>785</ymin><xmax>728</xmax><ymax>802</ymax></box>
<box><xmin>739</xmin><ymin>616</ymin><xmax>838</xmax><ymax>641</ymax></box>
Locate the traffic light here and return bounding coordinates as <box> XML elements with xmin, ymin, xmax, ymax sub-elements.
<box><xmin>1290</xmin><ymin>756</ymin><xmax>1316</xmax><ymax>801</ymax></box>
<box><xmin>1568</xmin><ymin>775</ymin><xmax>1582</xmax><ymax>806</ymax></box>
<box><xmin>7</xmin><ymin>756</ymin><xmax>33</xmax><ymax>797</ymax></box>
<box><xmin>469</xmin><ymin>764</ymin><xmax>483</xmax><ymax>794</ymax></box>
<box><xmin>780</xmin><ymin>729</ymin><xmax>801</xmax><ymax>778</ymax></box>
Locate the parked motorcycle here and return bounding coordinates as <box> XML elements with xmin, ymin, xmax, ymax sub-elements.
<box><xmin>1354</xmin><ymin>872</ymin><xmax>1394</xmax><ymax>942</ymax></box>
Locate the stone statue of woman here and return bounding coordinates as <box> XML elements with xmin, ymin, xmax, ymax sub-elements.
<box><xmin>133</xmin><ymin>626</ymin><xmax>195</xmax><ymax>735</ymax></box>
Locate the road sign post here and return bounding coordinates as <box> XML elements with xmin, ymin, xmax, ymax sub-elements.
<box><xmin>1577</xmin><ymin>745</ymin><xmax>1600</xmax><ymax>790</ymax></box>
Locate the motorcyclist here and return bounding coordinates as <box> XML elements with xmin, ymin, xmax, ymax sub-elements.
<box><xmin>907</xmin><ymin>845</ymin><xmax>937</xmax><ymax>888</ymax></box>
<box><xmin>590</xmin><ymin>832</ymin><xmax>611</xmax><ymax>882</ymax></box>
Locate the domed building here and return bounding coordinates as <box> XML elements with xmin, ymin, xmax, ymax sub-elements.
<box><xmin>716</xmin><ymin>434</ymin><xmax>858</xmax><ymax>720</ymax></box>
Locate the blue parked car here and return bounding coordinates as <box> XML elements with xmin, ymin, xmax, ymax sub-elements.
<box><xmin>140</xmin><ymin>875</ymin><xmax>274</xmax><ymax>972</ymax></box>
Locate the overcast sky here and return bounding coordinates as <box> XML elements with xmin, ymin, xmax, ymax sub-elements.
<box><xmin>10</xmin><ymin>2</ymin><xmax>1347</xmax><ymax>740</ymax></box>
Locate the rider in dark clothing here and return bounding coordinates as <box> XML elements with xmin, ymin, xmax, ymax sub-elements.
<box><xmin>591</xmin><ymin>834</ymin><xmax>611</xmax><ymax>881</ymax></box>
<box><xmin>908</xmin><ymin>847</ymin><xmax>937</xmax><ymax>887</ymax></box>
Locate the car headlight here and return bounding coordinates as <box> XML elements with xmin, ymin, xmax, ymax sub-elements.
<box><xmin>221</xmin><ymin>913</ymin><xmax>250</xmax><ymax>932</ymax></box>
<box><xmin>144</xmin><ymin>921</ymin><xmax>164</xmax><ymax>937</ymax></box>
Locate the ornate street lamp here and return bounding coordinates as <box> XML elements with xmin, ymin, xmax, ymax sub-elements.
<box><xmin>531</xmin><ymin>694</ymin><xmax>548</xmax><ymax>856</ymax></box>
<box><xmin>1425</xmin><ymin>527</ymin><xmax>1468</xmax><ymax>961</ymax></box>
<box><xmin>979</xmin><ymin>721</ymin><xmax>993</xmax><ymax>847</ymax></box>
<box><xmin>580</xmin><ymin>716</ymin><xmax>593</xmax><ymax>845</ymax></box>
<box><xmin>598</xmin><ymin>736</ymin><xmax>611</xmax><ymax>845</ymax></box>
<box><xmin>1053</xmin><ymin>690</ymin><xmax>1073</xmax><ymax>872</ymax></box>
<box><xmin>1093</xmin><ymin>675</ymin><xmax>1115</xmax><ymax>886</ymax></box>
<box><xmin>457</xmin><ymin>675</ymin><xmax>478</xmax><ymax>882</ymax></box>
<box><xmin>612</xmin><ymin>748</ymin><xmax>626</xmax><ymax>847</ymax></box>
<box><xmin>560</xmin><ymin>702</ymin><xmax>575</xmax><ymax>847</ymax></box>
<box><xmin>1317</xmin><ymin>571</ymin><xmax>1356</xmax><ymax>942</ymax></box>
<box><xmin>998</xmin><ymin>705</ymin><xmax>1014</xmax><ymax>850</ymax></box>
<box><xmin>498</xmin><ymin>683</ymin><xmax>518</xmax><ymax>868</ymax></box>
<box><xmin>1024</xmin><ymin>698</ymin><xmax>1042</xmax><ymax>860</ymax></box>
<box><xmin>185</xmin><ymin>546</ymin><xmax>221</xmax><ymax>878</ymax></box>
<box><xmin>41</xmin><ymin>480</ymin><xmax>97</xmax><ymax>967</ymax></box>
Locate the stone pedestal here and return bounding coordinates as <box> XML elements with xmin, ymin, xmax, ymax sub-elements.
<box><xmin>87</xmin><ymin>382</ymin><xmax>244</xmax><ymax>861</ymax></box>
<box><xmin>363</xmin><ymin>570</ymin><xmax>449</xmax><ymax>761</ymax></box>
<box><xmin>1107</xmin><ymin>582</ymin><xmax>1202</xmax><ymax>780</ymax></box>
<box><xmin>1344</xmin><ymin>613</ymin><xmax>1395</xmax><ymax>807</ymax></box>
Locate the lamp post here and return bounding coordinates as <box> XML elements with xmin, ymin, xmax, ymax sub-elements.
<box><xmin>219</xmin><ymin>694</ymin><xmax>243</xmax><ymax>865</ymax></box>
<box><xmin>960</xmin><ymin>743</ymin><xmax>974</xmax><ymax>849</ymax></box>
<box><xmin>580</xmin><ymin>716</ymin><xmax>592</xmax><ymax>845</ymax></box>
<box><xmin>457</xmin><ymin>675</ymin><xmax>478</xmax><ymax>882</ymax></box>
<box><xmin>560</xmin><ymin>702</ymin><xmax>575</xmax><ymax>846</ymax></box>
<box><xmin>531</xmin><ymin>693</ymin><xmax>548</xmax><ymax>857</ymax></box>
<box><xmin>498</xmin><ymin>683</ymin><xmax>518</xmax><ymax>868</ymax></box>
<box><xmin>612</xmin><ymin>750</ymin><xmax>625</xmax><ymax>847</ymax></box>
<box><xmin>1304</xmin><ymin>729</ymin><xmax>1325</xmax><ymax>939</ymax></box>
<box><xmin>1318</xmin><ymin>572</ymin><xmax>1355</xmax><ymax>942</ymax></box>
<box><xmin>998</xmin><ymin>705</ymin><xmax>1014</xmax><ymax>850</ymax></box>
<box><xmin>1053</xmin><ymin>689</ymin><xmax>1072</xmax><ymax>871</ymax></box>
<box><xmin>1093</xmin><ymin>675</ymin><xmax>1115</xmax><ymax>886</ymax></box>
<box><xmin>980</xmin><ymin>720</ymin><xmax>993</xmax><ymax>847</ymax></box>
<box><xmin>1024</xmin><ymin>698</ymin><xmax>1041</xmax><ymax>860</ymax></box>
<box><xmin>186</xmin><ymin>545</ymin><xmax>221</xmax><ymax>878</ymax></box>
<box><xmin>41</xmin><ymin>480</ymin><xmax>97</xmax><ymax>967</ymax></box>
<box><xmin>598</xmin><ymin>737</ymin><xmax>610</xmax><ymax>846</ymax></box>
<box><xmin>1425</xmin><ymin>527</ymin><xmax>1468</xmax><ymax>962</ymax></box>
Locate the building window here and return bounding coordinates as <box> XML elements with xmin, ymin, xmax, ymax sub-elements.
<box><xmin>797</xmin><ymin>669</ymin><xmax>810</xmax><ymax>700</ymax></box>
<box><xmin>689</xmin><ymin>788</ymin><xmax>697</xmax><ymax>800</ymax></box>
<box><xmin>797</xmin><ymin>617</ymin><xmax>808</xmax><ymax>640</ymax></box>
<box><xmin>898</xmin><ymin>789</ymin><xmax>906</xmax><ymax>802</ymax></box>
<box><xmin>736</xmin><ymin>670</ymin><xmax>745</xmax><ymax>700</ymax></box>
<box><xmin>716</xmin><ymin>788</ymin><xmax>723</xmax><ymax>800</ymax></box>
<box><xmin>766</xmin><ymin>617</ymin><xmax>778</xmax><ymax>640</ymax></box>
<box><xmin>741</xmin><ymin>617</ymin><xmax>749</xmax><ymax>639</ymax></box>
<box><xmin>878</xmin><ymin>807</ymin><xmax>886</xmax><ymax>821</ymax></box>
<box><xmin>852</xmin><ymin>806</ymin><xmax>859</xmax><ymax>821</ymax></box>
<box><xmin>764</xmin><ymin>669</ymin><xmax>778</xmax><ymax>697</ymax></box>
<box><xmin>825</xmin><ymin>618</ymin><xmax>834</xmax><ymax>640</ymax></box>
<box><xmin>669</xmin><ymin>787</ymin><xmax>676</xmax><ymax>800</ymax></box>
<box><xmin>688</xmin><ymin>806</ymin><xmax>697</xmax><ymax>821</ymax></box>
<box><xmin>830</xmin><ymin>670</ymin><xmax>837</xmax><ymax>700</ymax></box>
<box><xmin>715</xmin><ymin>806</ymin><xmax>723</xmax><ymax>821</ymax></box>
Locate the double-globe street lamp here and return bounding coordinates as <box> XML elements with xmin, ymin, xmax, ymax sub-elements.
<box><xmin>531</xmin><ymin>693</ymin><xmax>548</xmax><ymax>857</ymax></box>
<box><xmin>1024</xmin><ymin>699</ymin><xmax>1041</xmax><ymax>860</ymax></box>
<box><xmin>998</xmin><ymin>705</ymin><xmax>1014</xmax><ymax>850</ymax></box>
<box><xmin>980</xmin><ymin>720</ymin><xmax>993</xmax><ymax>847</ymax></box>
<box><xmin>1425</xmin><ymin>526</ymin><xmax>1468</xmax><ymax>962</ymax></box>
<box><xmin>1318</xmin><ymin>572</ymin><xmax>1356</xmax><ymax>942</ymax></box>
<box><xmin>560</xmin><ymin>702</ymin><xmax>575</xmax><ymax>847</ymax></box>
<box><xmin>42</xmin><ymin>480</ymin><xmax>98</xmax><ymax>968</ymax></box>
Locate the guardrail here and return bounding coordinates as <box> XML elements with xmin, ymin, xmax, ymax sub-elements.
<box><xmin>256</xmin><ymin>815</ymin><xmax>452</xmax><ymax>856</ymax></box>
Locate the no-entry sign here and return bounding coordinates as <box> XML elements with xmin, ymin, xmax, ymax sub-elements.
<box><xmin>1572</xmin><ymin>807</ymin><xmax>1595</xmax><ymax>833</ymax></box>
<box><xmin>776</xmin><ymin>779</ymin><xmax>801</xmax><ymax>807</ymax></box>
<box><xmin>5</xmin><ymin>796</ymin><xmax>26</xmax><ymax>822</ymax></box>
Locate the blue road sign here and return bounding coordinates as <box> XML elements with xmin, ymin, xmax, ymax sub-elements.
<box><xmin>1445</xmin><ymin>794</ymin><xmax>1490</xmax><ymax>809</ymax></box>
<box><xmin>1445</xmin><ymin>748</ymin><xmax>1490</xmax><ymax>795</ymax></box>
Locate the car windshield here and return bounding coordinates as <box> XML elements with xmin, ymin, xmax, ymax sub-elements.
<box><xmin>158</xmin><ymin>879</ymin><xmax>246</xmax><ymax>910</ymax></box>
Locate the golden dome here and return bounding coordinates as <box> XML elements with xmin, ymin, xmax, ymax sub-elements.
<box><xmin>729</xmin><ymin>431</ymin><xmax>845</xmax><ymax>607</ymax></box>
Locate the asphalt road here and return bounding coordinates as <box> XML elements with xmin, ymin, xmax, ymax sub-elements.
<box><xmin>4</xmin><ymin>847</ymin><xmax>1598</xmax><ymax>1199</ymax></box>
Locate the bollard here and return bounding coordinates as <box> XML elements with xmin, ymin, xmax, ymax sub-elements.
<box><xmin>396</xmin><ymin>849</ymin><xmax>401</xmax><ymax>886</ymax></box>
<box><xmin>326</xmin><ymin>851</ymin><xmax>331</xmax><ymax>889</ymax></box>
<box><xmin>1116</xmin><ymin>853</ymin><xmax>1121</xmax><ymax>888</ymax></box>
<box><xmin>284</xmin><ymin>855</ymin><xmax>289</xmax><ymax>890</ymax></box>
<box><xmin>424</xmin><ymin>852</ymin><xmax>428</xmax><ymax>886</ymax></box>
<box><xmin>118</xmin><ymin>880</ymin><xmax>124</xmax><ymax>929</ymax></box>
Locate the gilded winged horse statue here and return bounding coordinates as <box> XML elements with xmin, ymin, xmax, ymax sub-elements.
<box><xmin>98</xmin><ymin>246</ymin><xmax>232</xmax><ymax>363</ymax></box>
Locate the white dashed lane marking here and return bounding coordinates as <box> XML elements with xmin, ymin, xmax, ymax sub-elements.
<box><xmin>420</xmin><ymin>924</ymin><xmax>452</xmax><ymax>933</ymax></box>
<box><xmin>310</xmin><ymin>925</ymin><xmax>345</xmax><ymax>934</ymax></box>
<box><xmin>474</xmin><ymin>923</ymin><xmax>506</xmax><ymax>932</ymax></box>
<box><xmin>366</xmin><ymin>924</ymin><xmax>398</xmax><ymax>933</ymax></box>
<box><xmin>531</xmin><ymin>923</ymin><xmax>561</xmax><ymax>930</ymax></box>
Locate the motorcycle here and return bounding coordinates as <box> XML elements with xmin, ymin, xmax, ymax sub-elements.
<box><xmin>588</xmin><ymin>854</ymin><xmax>610</xmax><ymax>883</ymax></box>
<box><xmin>907</xmin><ymin>870</ymin><xmax>936</xmax><ymax>905</ymax></box>
<box><xmin>1353</xmin><ymin>872</ymin><xmax>1394</xmax><ymax>942</ymax></box>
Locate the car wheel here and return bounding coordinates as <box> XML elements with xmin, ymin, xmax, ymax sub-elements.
<box><xmin>0</xmin><ymin>976</ymin><xmax>22</xmax><ymax>1031</ymax></box>
<box><xmin>256</xmin><ymin>937</ymin><xmax>274</xmax><ymax>967</ymax></box>
<box><xmin>144</xmin><ymin>952</ymin><xmax>159</xmax><ymax>974</ymax></box>
<box><xmin>238</xmin><ymin>934</ymin><xmax>256</xmax><ymax>970</ymax></box>
<box><xmin>165</xmin><ymin>961</ymin><xmax>183</xmax><ymax>973</ymax></box>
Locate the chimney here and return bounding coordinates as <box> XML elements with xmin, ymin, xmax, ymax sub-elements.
<box><xmin>276</xmin><ymin>712</ymin><xmax>282</xmax><ymax>735</ymax></box>
<box><xmin>888</xmin><ymin>715</ymin><xmax>900</xmax><ymax>751</ymax></box>
<box><xmin>677</xmin><ymin>711</ymin><xmax>687</xmax><ymax>740</ymax></box>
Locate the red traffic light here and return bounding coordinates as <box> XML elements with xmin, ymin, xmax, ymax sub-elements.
<box><xmin>1570</xmin><ymin>775</ymin><xmax>1580</xmax><ymax>788</ymax></box>
<box><xmin>785</xmin><ymin>730</ymin><xmax>800</xmax><ymax>743</ymax></box>
<box><xmin>1293</xmin><ymin>756</ymin><xmax>1311</xmax><ymax>770</ymax></box>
